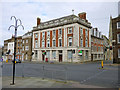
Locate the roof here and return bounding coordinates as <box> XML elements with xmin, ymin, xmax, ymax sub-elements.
<box><xmin>33</xmin><ymin>14</ymin><xmax>92</xmax><ymax>32</ymax></box>
<box><xmin>91</xmin><ymin>35</ymin><xmax>104</xmax><ymax>40</ymax></box>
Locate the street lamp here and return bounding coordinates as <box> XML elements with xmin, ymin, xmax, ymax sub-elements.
<box><xmin>8</xmin><ymin>16</ymin><xmax>24</xmax><ymax>85</ymax></box>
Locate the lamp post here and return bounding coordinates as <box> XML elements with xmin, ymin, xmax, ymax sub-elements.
<box><xmin>8</xmin><ymin>16</ymin><xmax>24</xmax><ymax>85</ymax></box>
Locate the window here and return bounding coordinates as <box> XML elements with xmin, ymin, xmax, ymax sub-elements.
<box><xmin>47</xmin><ymin>40</ymin><xmax>50</xmax><ymax>47</ymax></box>
<box><xmin>101</xmin><ymin>47</ymin><xmax>103</xmax><ymax>52</ymax></box>
<box><xmin>118</xmin><ymin>49</ymin><xmax>120</xmax><ymax>58</ymax></box>
<box><xmin>26</xmin><ymin>40</ymin><xmax>28</xmax><ymax>43</ymax></box>
<box><xmin>68</xmin><ymin>37</ymin><xmax>72</xmax><ymax>46</ymax></box>
<box><xmin>35</xmin><ymin>50</ymin><xmax>37</xmax><ymax>58</ymax></box>
<box><xmin>42</xmin><ymin>32</ymin><xmax>45</xmax><ymax>37</ymax></box>
<box><xmin>59</xmin><ymin>29</ymin><xmax>62</xmax><ymax>34</ymax></box>
<box><xmin>42</xmin><ymin>41</ymin><xmax>45</xmax><ymax>47</ymax></box>
<box><xmin>47</xmin><ymin>31</ymin><xmax>50</xmax><ymax>36</ymax></box>
<box><xmin>22</xmin><ymin>46</ymin><xmax>24</xmax><ymax>51</ymax></box>
<box><xmin>18</xmin><ymin>44</ymin><xmax>20</xmax><ymax>46</ymax></box>
<box><xmin>85</xmin><ymin>29</ymin><xmax>88</xmax><ymax>36</ymax></box>
<box><xmin>35</xmin><ymin>40</ymin><xmax>38</xmax><ymax>48</ymax></box>
<box><xmin>53</xmin><ymin>30</ymin><xmax>56</xmax><ymax>36</ymax></box>
<box><xmin>25</xmin><ymin>46</ymin><xmax>29</xmax><ymax>50</ymax></box>
<box><xmin>80</xmin><ymin>39</ymin><xmax>83</xmax><ymax>47</ymax></box>
<box><xmin>53</xmin><ymin>40</ymin><xmax>56</xmax><ymax>47</ymax></box>
<box><xmin>52</xmin><ymin>51</ymin><xmax>56</xmax><ymax>59</ymax></box>
<box><xmin>117</xmin><ymin>22</ymin><xmax>120</xmax><ymax>29</ymax></box>
<box><xmin>68</xmin><ymin>51</ymin><xmax>72</xmax><ymax>59</ymax></box>
<box><xmin>117</xmin><ymin>34</ymin><xmax>120</xmax><ymax>43</ymax></box>
<box><xmin>80</xmin><ymin>28</ymin><xmax>83</xmax><ymax>34</ymax></box>
<box><xmin>23</xmin><ymin>40</ymin><xmax>24</xmax><ymax>44</ymax></box>
<box><xmin>68</xmin><ymin>27</ymin><xmax>72</xmax><ymax>34</ymax></box>
<box><xmin>59</xmin><ymin>39</ymin><xmax>62</xmax><ymax>47</ymax></box>
<box><xmin>85</xmin><ymin>40</ymin><xmax>88</xmax><ymax>47</ymax></box>
<box><xmin>35</xmin><ymin>33</ymin><xmax>38</xmax><ymax>38</ymax></box>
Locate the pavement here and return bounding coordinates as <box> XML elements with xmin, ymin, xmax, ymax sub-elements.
<box><xmin>2</xmin><ymin>76</ymin><xmax>104</xmax><ymax>88</ymax></box>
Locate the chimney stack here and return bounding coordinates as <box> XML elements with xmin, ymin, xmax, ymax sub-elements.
<box><xmin>78</xmin><ymin>12</ymin><xmax>86</xmax><ymax>20</ymax></box>
<box><xmin>37</xmin><ymin>17</ymin><xmax>41</xmax><ymax>26</ymax></box>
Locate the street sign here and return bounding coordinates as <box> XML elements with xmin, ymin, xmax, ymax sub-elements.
<box><xmin>78</xmin><ymin>50</ymin><xmax>82</xmax><ymax>55</ymax></box>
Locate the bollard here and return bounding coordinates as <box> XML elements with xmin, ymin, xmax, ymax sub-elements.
<box><xmin>101</xmin><ymin>60</ymin><xmax>103</xmax><ymax>68</ymax></box>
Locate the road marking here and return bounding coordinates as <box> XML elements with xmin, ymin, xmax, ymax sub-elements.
<box><xmin>80</xmin><ymin>70</ymin><xmax>106</xmax><ymax>84</ymax></box>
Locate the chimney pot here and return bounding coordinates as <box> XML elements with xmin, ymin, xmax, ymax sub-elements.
<box><xmin>37</xmin><ymin>17</ymin><xmax>41</xmax><ymax>26</ymax></box>
<box><xmin>78</xmin><ymin>12</ymin><xmax>86</xmax><ymax>20</ymax></box>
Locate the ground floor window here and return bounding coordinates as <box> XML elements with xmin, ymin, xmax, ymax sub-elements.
<box><xmin>68</xmin><ymin>51</ymin><xmax>72</xmax><ymax>59</ymax></box>
<box><xmin>52</xmin><ymin>51</ymin><xmax>56</xmax><ymax>59</ymax></box>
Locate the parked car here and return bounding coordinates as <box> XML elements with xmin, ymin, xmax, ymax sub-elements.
<box><xmin>12</xmin><ymin>59</ymin><xmax>21</xmax><ymax>63</ymax></box>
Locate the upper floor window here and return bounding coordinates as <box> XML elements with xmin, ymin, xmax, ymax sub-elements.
<box><xmin>25</xmin><ymin>46</ymin><xmax>29</xmax><ymax>50</ymax></box>
<box><xmin>59</xmin><ymin>39</ymin><xmax>62</xmax><ymax>47</ymax></box>
<box><xmin>26</xmin><ymin>40</ymin><xmax>28</xmax><ymax>43</ymax></box>
<box><xmin>47</xmin><ymin>40</ymin><xmax>50</xmax><ymax>47</ymax></box>
<box><xmin>42</xmin><ymin>41</ymin><xmax>45</xmax><ymax>47</ymax></box>
<box><xmin>85</xmin><ymin>40</ymin><xmax>88</xmax><ymax>47</ymax></box>
<box><xmin>59</xmin><ymin>29</ymin><xmax>62</xmax><ymax>35</ymax></box>
<box><xmin>53</xmin><ymin>30</ymin><xmax>56</xmax><ymax>36</ymax></box>
<box><xmin>80</xmin><ymin>28</ymin><xmax>83</xmax><ymax>34</ymax></box>
<box><xmin>118</xmin><ymin>49</ymin><xmax>120</xmax><ymax>58</ymax></box>
<box><xmin>47</xmin><ymin>31</ymin><xmax>50</xmax><ymax>37</ymax></box>
<box><xmin>22</xmin><ymin>46</ymin><xmax>24</xmax><ymax>51</ymax></box>
<box><xmin>23</xmin><ymin>40</ymin><xmax>24</xmax><ymax>44</ymax></box>
<box><xmin>35</xmin><ymin>40</ymin><xmax>38</xmax><ymax>48</ymax></box>
<box><xmin>68</xmin><ymin>37</ymin><xmax>72</xmax><ymax>46</ymax></box>
<box><xmin>35</xmin><ymin>33</ymin><xmax>38</xmax><ymax>38</ymax></box>
<box><xmin>42</xmin><ymin>32</ymin><xmax>45</xmax><ymax>37</ymax></box>
<box><xmin>81</xmin><ymin>39</ymin><xmax>83</xmax><ymax>47</ymax></box>
<box><xmin>117</xmin><ymin>21</ymin><xmax>120</xmax><ymax>29</ymax></box>
<box><xmin>68</xmin><ymin>27</ymin><xmax>72</xmax><ymax>34</ymax></box>
<box><xmin>53</xmin><ymin>40</ymin><xmax>56</xmax><ymax>47</ymax></box>
<box><xmin>117</xmin><ymin>34</ymin><xmax>120</xmax><ymax>43</ymax></box>
<box><xmin>85</xmin><ymin>29</ymin><xmax>88</xmax><ymax>36</ymax></box>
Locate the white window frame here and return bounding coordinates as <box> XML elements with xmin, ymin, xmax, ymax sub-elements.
<box><xmin>80</xmin><ymin>39</ymin><xmax>83</xmax><ymax>47</ymax></box>
<box><xmin>47</xmin><ymin>40</ymin><xmax>50</xmax><ymax>47</ymax></box>
<box><xmin>85</xmin><ymin>39</ymin><xmax>88</xmax><ymax>47</ymax></box>
<box><xmin>117</xmin><ymin>22</ymin><xmax>120</xmax><ymax>29</ymax></box>
<box><xmin>26</xmin><ymin>40</ymin><xmax>28</xmax><ymax>43</ymax></box>
<box><xmin>59</xmin><ymin>39</ymin><xmax>62</xmax><ymax>47</ymax></box>
<box><xmin>53</xmin><ymin>30</ymin><xmax>56</xmax><ymax>36</ymax></box>
<box><xmin>117</xmin><ymin>34</ymin><xmax>120</xmax><ymax>43</ymax></box>
<box><xmin>68</xmin><ymin>27</ymin><xmax>72</xmax><ymax>34</ymax></box>
<box><xmin>35</xmin><ymin>33</ymin><xmax>38</xmax><ymax>38</ymax></box>
<box><xmin>52</xmin><ymin>51</ymin><xmax>56</xmax><ymax>59</ymax></box>
<box><xmin>59</xmin><ymin>29</ymin><xmax>62</xmax><ymax>35</ymax></box>
<box><xmin>25</xmin><ymin>46</ymin><xmax>29</xmax><ymax>51</ymax></box>
<box><xmin>35</xmin><ymin>40</ymin><xmax>38</xmax><ymax>48</ymax></box>
<box><xmin>42</xmin><ymin>32</ymin><xmax>45</xmax><ymax>37</ymax></box>
<box><xmin>53</xmin><ymin>40</ymin><xmax>56</xmax><ymax>47</ymax></box>
<box><xmin>68</xmin><ymin>37</ymin><xmax>72</xmax><ymax>46</ymax></box>
<box><xmin>118</xmin><ymin>49</ymin><xmax>120</xmax><ymax>58</ymax></box>
<box><xmin>80</xmin><ymin>28</ymin><xmax>83</xmax><ymax>34</ymax></box>
<box><xmin>47</xmin><ymin>31</ymin><xmax>50</xmax><ymax>37</ymax></box>
<box><xmin>42</xmin><ymin>41</ymin><xmax>45</xmax><ymax>47</ymax></box>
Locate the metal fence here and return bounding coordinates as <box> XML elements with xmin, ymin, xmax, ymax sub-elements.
<box><xmin>2</xmin><ymin>63</ymin><xmax>68</xmax><ymax>82</ymax></box>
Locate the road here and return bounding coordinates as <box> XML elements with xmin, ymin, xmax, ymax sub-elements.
<box><xmin>2</xmin><ymin>60</ymin><xmax>120</xmax><ymax>88</ymax></box>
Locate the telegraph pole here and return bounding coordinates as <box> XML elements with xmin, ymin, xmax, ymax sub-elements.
<box><xmin>8</xmin><ymin>16</ymin><xmax>24</xmax><ymax>85</ymax></box>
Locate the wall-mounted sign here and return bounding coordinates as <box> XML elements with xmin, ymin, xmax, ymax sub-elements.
<box><xmin>78</xmin><ymin>50</ymin><xmax>82</xmax><ymax>55</ymax></box>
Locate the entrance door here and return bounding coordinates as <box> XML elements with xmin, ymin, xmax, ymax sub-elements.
<box><xmin>59</xmin><ymin>54</ymin><xmax>62</xmax><ymax>62</ymax></box>
<box><xmin>42</xmin><ymin>54</ymin><xmax>44</xmax><ymax>61</ymax></box>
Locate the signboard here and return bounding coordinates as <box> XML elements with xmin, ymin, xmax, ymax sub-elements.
<box><xmin>78</xmin><ymin>50</ymin><xmax>82</xmax><ymax>55</ymax></box>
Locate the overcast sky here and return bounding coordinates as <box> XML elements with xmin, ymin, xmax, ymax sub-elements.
<box><xmin>0</xmin><ymin>0</ymin><xmax>119</xmax><ymax>46</ymax></box>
